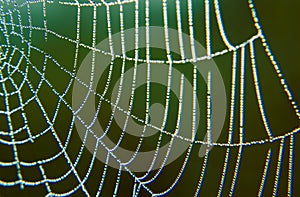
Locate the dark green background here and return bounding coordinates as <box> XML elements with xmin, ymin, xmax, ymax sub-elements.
<box><xmin>0</xmin><ymin>0</ymin><xmax>299</xmax><ymax>196</ymax></box>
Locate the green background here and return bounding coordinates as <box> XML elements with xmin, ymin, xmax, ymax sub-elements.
<box><xmin>0</xmin><ymin>0</ymin><xmax>299</xmax><ymax>196</ymax></box>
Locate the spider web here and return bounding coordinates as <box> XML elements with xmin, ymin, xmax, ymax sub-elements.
<box><xmin>0</xmin><ymin>0</ymin><xmax>299</xmax><ymax>196</ymax></box>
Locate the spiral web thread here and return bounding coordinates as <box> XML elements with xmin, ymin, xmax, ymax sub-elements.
<box><xmin>0</xmin><ymin>0</ymin><xmax>299</xmax><ymax>196</ymax></box>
